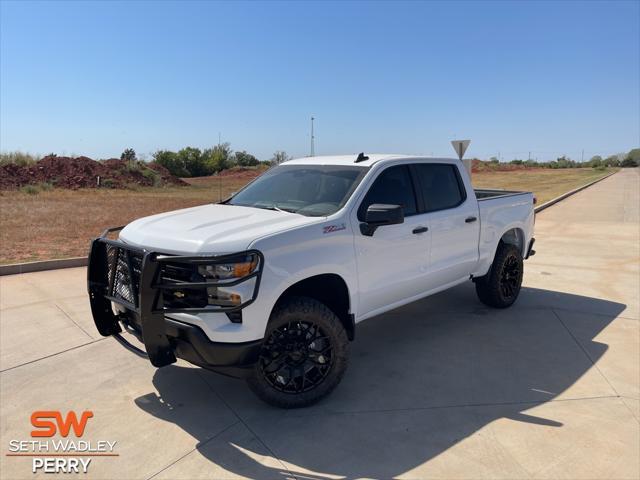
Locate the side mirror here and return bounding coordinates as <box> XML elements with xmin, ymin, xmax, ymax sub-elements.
<box><xmin>360</xmin><ymin>204</ymin><xmax>404</xmax><ymax>236</ymax></box>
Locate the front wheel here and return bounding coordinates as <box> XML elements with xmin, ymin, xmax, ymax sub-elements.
<box><xmin>475</xmin><ymin>242</ymin><xmax>524</xmax><ymax>308</ymax></box>
<box><xmin>247</xmin><ymin>296</ymin><xmax>349</xmax><ymax>408</ymax></box>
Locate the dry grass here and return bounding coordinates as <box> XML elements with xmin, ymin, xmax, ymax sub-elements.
<box><xmin>0</xmin><ymin>168</ymin><xmax>615</xmax><ymax>265</ymax></box>
<box><xmin>472</xmin><ymin>168</ymin><xmax>615</xmax><ymax>205</ymax></box>
<box><xmin>0</xmin><ymin>178</ymin><xmax>249</xmax><ymax>265</ymax></box>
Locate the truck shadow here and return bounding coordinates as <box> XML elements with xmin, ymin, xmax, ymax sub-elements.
<box><xmin>135</xmin><ymin>284</ymin><xmax>626</xmax><ymax>479</ymax></box>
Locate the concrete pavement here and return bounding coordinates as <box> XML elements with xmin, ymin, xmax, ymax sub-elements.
<box><xmin>1</xmin><ymin>169</ymin><xmax>638</xmax><ymax>479</ymax></box>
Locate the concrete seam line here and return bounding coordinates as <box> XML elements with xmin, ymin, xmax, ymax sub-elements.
<box><xmin>534</xmin><ymin>171</ymin><xmax>617</xmax><ymax>213</ymax></box>
<box><xmin>145</xmin><ymin>421</ymin><xmax>242</xmax><ymax>480</ymax></box>
<box><xmin>551</xmin><ymin>308</ymin><xmax>622</xmax><ymax>398</ymax></box>
<box><xmin>0</xmin><ymin>170</ymin><xmax>618</xmax><ymax>275</ymax></box>
<box><xmin>194</xmin><ymin>368</ymin><xmax>296</xmax><ymax>478</ymax></box>
<box><xmin>0</xmin><ymin>338</ymin><xmax>105</xmax><ymax>373</ymax></box>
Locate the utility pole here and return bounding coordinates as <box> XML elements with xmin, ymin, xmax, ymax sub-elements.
<box><xmin>581</xmin><ymin>149</ymin><xmax>584</xmax><ymax>163</ymax></box>
<box><xmin>310</xmin><ymin>116</ymin><xmax>315</xmax><ymax>157</ymax></box>
<box><xmin>528</xmin><ymin>151</ymin><xmax>531</xmax><ymax>161</ymax></box>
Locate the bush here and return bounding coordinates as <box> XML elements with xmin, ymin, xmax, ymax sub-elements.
<box><xmin>141</xmin><ymin>167</ymin><xmax>162</xmax><ymax>186</ymax></box>
<box><xmin>20</xmin><ymin>184</ymin><xmax>40</xmax><ymax>195</ymax></box>
<box><xmin>0</xmin><ymin>151</ymin><xmax>38</xmax><ymax>166</ymax></box>
<box><xmin>622</xmin><ymin>148</ymin><xmax>639</xmax><ymax>167</ymax></box>
<box><xmin>604</xmin><ymin>155</ymin><xmax>621</xmax><ymax>167</ymax></box>
<box><xmin>271</xmin><ymin>151</ymin><xmax>291</xmax><ymax>165</ymax></box>
<box><xmin>121</xmin><ymin>148</ymin><xmax>137</xmax><ymax>162</ymax></box>
<box><xmin>152</xmin><ymin>143</ymin><xmax>257</xmax><ymax>177</ymax></box>
<box><xmin>233</xmin><ymin>150</ymin><xmax>259</xmax><ymax>167</ymax></box>
<box><xmin>202</xmin><ymin>143</ymin><xmax>232</xmax><ymax>173</ymax></box>
<box><xmin>153</xmin><ymin>150</ymin><xmax>189</xmax><ymax>177</ymax></box>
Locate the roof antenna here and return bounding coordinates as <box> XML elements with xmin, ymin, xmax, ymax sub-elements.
<box><xmin>355</xmin><ymin>152</ymin><xmax>369</xmax><ymax>163</ymax></box>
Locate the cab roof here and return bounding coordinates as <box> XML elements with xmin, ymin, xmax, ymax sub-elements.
<box><xmin>285</xmin><ymin>154</ymin><xmax>457</xmax><ymax>167</ymax></box>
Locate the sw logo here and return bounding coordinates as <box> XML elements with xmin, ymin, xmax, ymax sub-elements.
<box><xmin>31</xmin><ymin>410</ymin><xmax>94</xmax><ymax>438</ymax></box>
<box><xmin>4</xmin><ymin>410</ymin><xmax>113</xmax><ymax>473</ymax></box>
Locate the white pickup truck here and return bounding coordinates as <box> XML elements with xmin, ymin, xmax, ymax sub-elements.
<box><xmin>88</xmin><ymin>154</ymin><xmax>535</xmax><ymax>408</ymax></box>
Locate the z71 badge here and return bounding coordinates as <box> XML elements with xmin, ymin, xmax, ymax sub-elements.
<box><xmin>323</xmin><ymin>223</ymin><xmax>346</xmax><ymax>234</ymax></box>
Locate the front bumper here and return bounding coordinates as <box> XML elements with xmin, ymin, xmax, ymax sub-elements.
<box><xmin>87</xmin><ymin>227</ymin><xmax>263</xmax><ymax>377</ymax></box>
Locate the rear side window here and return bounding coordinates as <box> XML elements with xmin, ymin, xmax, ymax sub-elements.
<box><xmin>358</xmin><ymin>165</ymin><xmax>417</xmax><ymax>220</ymax></box>
<box><xmin>414</xmin><ymin>164</ymin><xmax>466</xmax><ymax>212</ymax></box>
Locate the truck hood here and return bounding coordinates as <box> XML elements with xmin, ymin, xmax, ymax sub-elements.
<box><xmin>119</xmin><ymin>204</ymin><xmax>320</xmax><ymax>254</ymax></box>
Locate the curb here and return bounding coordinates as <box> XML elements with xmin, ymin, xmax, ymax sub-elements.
<box><xmin>0</xmin><ymin>170</ymin><xmax>618</xmax><ymax>277</ymax></box>
<box><xmin>534</xmin><ymin>170</ymin><xmax>616</xmax><ymax>213</ymax></box>
<box><xmin>0</xmin><ymin>257</ymin><xmax>87</xmax><ymax>276</ymax></box>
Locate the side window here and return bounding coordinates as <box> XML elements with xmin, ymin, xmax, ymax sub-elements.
<box><xmin>358</xmin><ymin>165</ymin><xmax>417</xmax><ymax>220</ymax></box>
<box><xmin>415</xmin><ymin>164</ymin><xmax>466</xmax><ymax>212</ymax></box>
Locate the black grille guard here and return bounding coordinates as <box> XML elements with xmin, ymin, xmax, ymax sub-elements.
<box><xmin>87</xmin><ymin>226</ymin><xmax>263</xmax><ymax>367</ymax></box>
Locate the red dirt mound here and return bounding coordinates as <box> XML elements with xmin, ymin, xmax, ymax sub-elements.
<box><xmin>0</xmin><ymin>156</ymin><xmax>186</xmax><ymax>189</ymax></box>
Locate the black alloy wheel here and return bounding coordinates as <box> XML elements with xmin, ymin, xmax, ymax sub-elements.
<box><xmin>475</xmin><ymin>242</ymin><xmax>524</xmax><ymax>308</ymax></box>
<box><xmin>258</xmin><ymin>321</ymin><xmax>333</xmax><ymax>394</ymax></box>
<box><xmin>247</xmin><ymin>296</ymin><xmax>349</xmax><ymax>408</ymax></box>
<box><xmin>499</xmin><ymin>253</ymin><xmax>521</xmax><ymax>300</ymax></box>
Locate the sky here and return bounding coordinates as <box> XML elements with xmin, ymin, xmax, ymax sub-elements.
<box><xmin>1</xmin><ymin>1</ymin><xmax>638</xmax><ymax>162</ymax></box>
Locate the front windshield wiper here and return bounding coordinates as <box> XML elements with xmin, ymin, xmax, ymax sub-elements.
<box><xmin>233</xmin><ymin>203</ymin><xmax>302</xmax><ymax>215</ymax></box>
<box><xmin>261</xmin><ymin>205</ymin><xmax>301</xmax><ymax>214</ymax></box>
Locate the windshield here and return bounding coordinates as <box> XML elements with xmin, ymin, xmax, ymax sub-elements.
<box><xmin>227</xmin><ymin>164</ymin><xmax>368</xmax><ymax>217</ymax></box>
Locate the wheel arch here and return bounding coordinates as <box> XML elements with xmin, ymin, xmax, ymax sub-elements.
<box><xmin>499</xmin><ymin>226</ymin><xmax>526</xmax><ymax>256</ymax></box>
<box><xmin>271</xmin><ymin>273</ymin><xmax>354</xmax><ymax>341</ymax></box>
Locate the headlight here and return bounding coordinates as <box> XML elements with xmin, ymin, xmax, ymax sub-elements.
<box><xmin>159</xmin><ymin>252</ymin><xmax>261</xmax><ymax>311</ymax></box>
<box><xmin>197</xmin><ymin>253</ymin><xmax>259</xmax><ymax>281</ymax></box>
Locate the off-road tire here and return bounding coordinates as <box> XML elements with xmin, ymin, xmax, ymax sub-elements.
<box><xmin>247</xmin><ymin>296</ymin><xmax>350</xmax><ymax>408</ymax></box>
<box><xmin>475</xmin><ymin>242</ymin><xmax>523</xmax><ymax>308</ymax></box>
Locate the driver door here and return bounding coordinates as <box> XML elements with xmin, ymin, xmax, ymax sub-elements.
<box><xmin>353</xmin><ymin>165</ymin><xmax>432</xmax><ymax>318</ymax></box>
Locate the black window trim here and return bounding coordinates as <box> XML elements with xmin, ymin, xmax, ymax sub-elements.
<box><xmin>356</xmin><ymin>164</ymin><xmax>421</xmax><ymax>221</ymax></box>
<box><xmin>411</xmin><ymin>162</ymin><xmax>467</xmax><ymax>214</ymax></box>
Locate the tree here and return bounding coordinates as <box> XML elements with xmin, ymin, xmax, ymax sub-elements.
<box><xmin>121</xmin><ymin>148</ymin><xmax>137</xmax><ymax>162</ymax></box>
<box><xmin>153</xmin><ymin>150</ymin><xmax>189</xmax><ymax>177</ymax></box>
<box><xmin>603</xmin><ymin>155</ymin><xmax>620</xmax><ymax>167</ymax></box>
<box><xmin>233</xmin><ymin>150</ymin><xmax>259</xmax><ymax>167</ymax></box>
<box><xmin>177</xmin><ymin>147</ymin><xmax>208</xmax><ymax>177</ymax></box>
<box><xmin>202</xmin><ymin>143</ymin><xmax>232</xmax><ymax>173</ymax></box>
<box><xmin>271</xmin><ymin>151</ymin><xmax>291</xmax><ymax>165</ymax></box>
<box><xmin>587</xmin><ymin>155</ymin><xmax>602</xmax><ymax>168</ymax></box>
<box><xmin>623</xmin><ymin>148</ymin><xmax>640</xmax><ymax>167</ymax></box>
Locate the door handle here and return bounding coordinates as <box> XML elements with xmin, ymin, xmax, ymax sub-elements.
<box><xmin>412</xmin><ymin>226</ymin><xmax>429</xmax><ymax>234</ymax></box>
<box><xmin>465</xmin><ymin>216</ymin><xmax>477</xmax><ymax>223</ymax></box>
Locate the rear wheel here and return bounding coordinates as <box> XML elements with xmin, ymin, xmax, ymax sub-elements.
<box><xmin>475</xmin><ymin>242</ymin><xmax>523</xmax><ymax>308</ymax></box>
<box><xmin>247</xmin><ymin>296</ymin><xmax>349</xmax><ymax>408</ymax></box>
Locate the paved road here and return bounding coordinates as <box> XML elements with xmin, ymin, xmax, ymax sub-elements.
<box><xmin>1</xmin><ymin>169</ymin><xmax>638</xmax><ymax>479</ymax></box>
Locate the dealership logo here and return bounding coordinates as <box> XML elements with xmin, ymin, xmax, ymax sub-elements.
<box><xmin>31</xmin><ymin>411</ymin><xmax>94</xmax><ymax>438</ymax></box>
<box><xmin>6</xmin><ymin>410</ymin><xmax>118</xmax><ymax>474</ymax></box>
